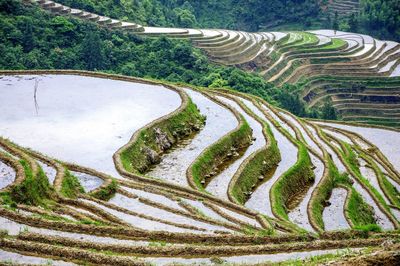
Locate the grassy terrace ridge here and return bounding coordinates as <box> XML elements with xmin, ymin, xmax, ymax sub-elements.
<box><xmin>315</xmin><ymin>126</ymin><xmax>379</xmax><ymax>229</ymax></box>
<box><xmin>229</xmin><ymin>102</ymin><xmax>280</xmax><ymax>205</ymax></box>
<box><xmin>270</xmin><ymin>143</ymin><xmax>314</xmax><ymax>220</ymax></box>
<box><xmin>338</xmin><ymin>142</ymin><xmax>399</xmax><ymax>227</ymax></box>
<box><xmin>320</xmin><ymin>129</ymin><xmax>398</xmax><ymax>229</ymax></box>
<box><xmin>8</xmin><ymin>161</ymin><xmax>54</xmax><ymax>206</ymax></box>
<box><xmin>187</xmin><ymin>90</ymin><xmax>253</xmax><ymax>190</ymax></box>
<box><xmin>358</xmin><ymin>152</ymin><xmax>400</xmax><ymax>209</ymax></box>
<box><xmin>310</xmin><ymin>157</ymin><xmax>343</xmax><ymax>231</ymax></box>
<box><xmin>210</xmin><ymin>90</ymin><xmax>281</xmax><ymax>205</ymax></box>
<box><xmin>60</xmin><ymin>169</ymin><xmax>84</xmax><ymax>199</ymax></box>
<box><xmin>120</xmin><ymin>91</ymin><xmax>205</xmax><ymax>174</ymax></box>
<box><xmin>253</xmin><ymin>98</ymin><xmax>315</xmax><ymax>222</ymax></box>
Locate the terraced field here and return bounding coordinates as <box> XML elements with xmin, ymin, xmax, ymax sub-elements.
<box><xmin>22</xmin><ymin>0</ymin><xmax>400</xmax><ymax>128</ymax></box>
<box><xmin>0</xmin><ymin>1</ymin><xmax>399</xmax><ymax>265</ymax></box>
<box><xmin>1</xmin><ymin>71</ymin><xmax>399</xmax><ymax>265</ymax></box>
<box><xmin>325</xmin><ymin>0</ymin><xmax>360</xmax><ymax>17</ymax></box>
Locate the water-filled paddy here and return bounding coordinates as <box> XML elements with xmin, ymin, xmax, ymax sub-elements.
<box><xmin>71</xmin><ymin>171</ymin><xmax>103</xmax><ymax>192</ymax></box>
<box><xmin>0</xmin><ymin>75</ymin><xmax>181</xmax><ymax>178</ymax></box>
<box><xmin>37</xmin><ymin>161</ymin><xmax>57</xmax><ymax>185</ymax></box>
<box><xmin>146</xmin><ymin>248</ymin><xmax>361</xmax><ymax>265</ymax></box>
<box><xmin>316</xmin><ymin>121</ymin><xmax>400</xmax><ymax>173</ymax></box>
<box><xmin>109</xmin><ymin>193</ymin><xmax>231</xmax><ymax>233</ymax></box>
<box><xmin>0</xmin><ymin>249</ymin><xmax>76</xmax><ymax>266</ymax></box>
<box><xmin>322</xmin><ymin>188</ymin><xmax>350</xmax><ymax>231</ymax></box>
<box><xmin>289</xmin><ymin>154</ymin><xmax>324</xmax><ymax>232</ymax></box>
<box><xmin>0</xmin><ymin>161</ymin><xmax>15</xmax><ymax>190</ymax></box>
<box><xmin>80</xmin><ymin>198</ymin><xmax>202</xmax><ymax>233</ymax></box>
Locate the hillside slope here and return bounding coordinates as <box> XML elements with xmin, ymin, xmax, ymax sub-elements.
<box><xmin>25</xmin><ymin>0</ymin><xmax>400</xmax><ymax>128</ymax></box>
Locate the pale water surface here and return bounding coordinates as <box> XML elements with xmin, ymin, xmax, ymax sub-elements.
<box><xmin>0</xmin><ymin>75</ymin><xmax>181</xmax><ymax>178</ymax></box>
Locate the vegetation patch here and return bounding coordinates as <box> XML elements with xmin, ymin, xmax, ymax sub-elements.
<box><xmin>229</xmin><ymin>99</ymin><xmax>281</xmax><ymax>204</ymax></box>
<box><xmin>359</xmin><ymin>152</ymin><xmax>400</xmax><ymax>208</ymax></box>
<box><xmin>346</xmin><ymin>186</ymin><xmax>377</xmax><ymax>228</ymax></box>
<box><xmin>271</xmin><ymin>143</ymin><xmax>315</xmax><ymax>220</ymax></box>
<box><xmin>90</xmin><ymin>179</ymin><xmax>118</xmax><ymax>201</ymax></box>
<box><xmin>309</xmin><ymin>159</ymin><xmax>340</xmax><ymax>231</ymax></box>
<box><xmin>120</xmin><ymin>97</ymin><xmax>205</xmax><ymax>174</ymax></box>
<box><xmin>339</xmin><ymin>142</ymin><xmax>397</xmax><ymax>226</ymax></box>
<box><xmin>189</xmin><ymin>113</ymin><xmax>252</xmax><ymax>190</ymax></box>
<box><xmin>60</xmin><ymin>170</ymin><xmax>84</xmax><ymax>199</ymax></box>
<box><xmin>9</xmin><ymin>161</ymin><xmax>53</xmax><ymax>206</ymax></box>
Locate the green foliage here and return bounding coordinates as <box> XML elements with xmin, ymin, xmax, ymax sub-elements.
<box><xmin>360</xmin><ymin>153</ymin><xmax>400</xmax><ymax>208</ymax></box>
<box><xmin>60</xmin><ymin>170</ymin><xmax>84</xmax><ymax>199</ymax></box>
<box><xmin>275</xmin><ymin>84</ymin><xmax>312</xmax><ymax>118</ymax></box>
<box><xmin>342</xmin><ymin>143</ymin><xmax>393</xmax><ymax>215</ymax></box>
<box><xmin>231</xmin><ymin>121</ymin><xmax>281</xmax><ymax>204</ymax></box>
<box><xmin>348</xmin><ymin>13</ymin><xmax>359</xmax><ymax>32</ymax></box>
<box><xmin>382</xmin><ymin>176</ymin><xmax>400</xmax><ymax>208</ymax></box>
<box><xmin>120</xmin><ymin>99</ymin><xmax>204</xmax><ymax>174</ymax></box>
<box><xmin>347</xmin><ymin>187</ymin><xmax>377</xmax><ymax>227</ymax></box>
<box><xmin>190</xmin><ymin>115</ymin><xmax>252</xmax><ymax>190</ymax></box>
<box><xmin>321</xmin><ymin>99</ymin><xmax>338</xmax><ymax>120</ymax></box>
<box><xmin>359</xmin><ymin>0</ymin><xmax>400</xmax><ymax>42</ymax></box>
<box><xmin>309</xmin><ymin>158</ymin><xmax>342</xmax><ymax>230</ymax></box>
<box><xmin>90</xmin><ymin>179</ymin><xmax>118</xmax><ymax>201</ymax></box>
<box><xmin>310</xmin><ymin>146</ymin><xmax>374</xmax><ymax>230</ymax></box>
<box><xmin>81</xmin><ymin>30</ymin><xmax>105</xmax><ymax>71</ymax></box>
<box><xmin>354</xmin><ymin>224</ymin><xmax>382</xmax><ymax>233</ymax></box>
<box><xmin>55</xmin><ymin>0</ymin><xmax>320</xmax><ymax>32</ymax></box>
<box><xmin>10</xmin><ymin>161</ymin><xmax>53</xmax><ymax>206</ymax></box>
<box><xmin>271</xmin><ymin>143</ymin><xmax>315</xmax><ymax>220</ymax></box>
<box><xmin>0</xmin><ymin>191</ymin><xmax>17</xmax><ymax>209</ymax></box>
<box><xmin>332</xmin><ymin>11</ymin><xmax>339</xmax><ymax>31</ymax></box>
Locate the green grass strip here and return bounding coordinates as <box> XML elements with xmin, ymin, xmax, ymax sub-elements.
<box><xmin>9</xmin><ymin>160</ymin><xmax>54</xmax><ymax>206</ymax></box>
<box><xmin>309</xmin><ymin>158</ymin><xmax>340</xmax><ymax>231</ymax></box>
<box><xmin>346</xmin><ymin>186</ymin><xmax>378</xmax><ymax>229</ymax></box>
<box><xmin>270</xmin><ymin>143</ymin><xmax>315</xmax><ymax>220</ymax></box>
<box><xmin>298</xmin><ymin>38</ymin><xmax>347</xmax><ymax>53</ymax></box>
<box><xmin>229</xmin><ymin>100</ymin><xmax>281</xmax><ymax>204</ymax></box>
<box><xmin>120</xmin><ymin>98</ymin><xmax>204</xmax><ymax>174</ymax></box>
<box><xmin>189</xmin><ymin>114</ymin><xmax>252</xmax><ymax>190</ymax></box>
<box><xmin>359</xmin><ymin>152</ymin><xmax>400</xmax><ymax>208</ymax></box>
<box><xmin>60</xmin><ymin>169</ymin><xmax>84</xmax><ymax>199</ymax></box>
<box><xmin>280</xmin><ymin>32</ymin><xmax>320</xmax><ymax>53</ymax></box>
<box><xmin>90</xmin><ymin>179</ymin><xmax>118</xmax><ymax>201</ymax></box>
<box><xmin>336</xmin><ymin>142</ymin><xmax>397</xmax><ymax>228</ymax></box>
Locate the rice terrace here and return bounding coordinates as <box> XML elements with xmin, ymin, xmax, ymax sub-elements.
<box><xmin>0</xmin><ymin>0</ymin><xmax>400</xmax><ymax>265</ymax></box>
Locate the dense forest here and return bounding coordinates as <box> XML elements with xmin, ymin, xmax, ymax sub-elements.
<box><xmin>357</xmin><ymin>0</ymin><xmax>400</xmax><ymax>41</ymax></box>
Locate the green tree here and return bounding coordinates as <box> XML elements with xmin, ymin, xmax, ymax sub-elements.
<box><xmin>348</xmin><ymin>13</ymin><xmax>359</xmax><ymax>32</ymax></box>
<box><xmin>81</xmin><ymin>30</ymin><xmax>104</xmax><ymax>70</ymax></box>
<box><xmin>332</xmin><ymin>11</ymin><xmax>339</xmax><ymax>32</ymax></box>
<box><xmin>321</xmin><ymin>99</ymin><xmax>337</xmax><ymax>120</ymax></box>
<box><xmin>174</xmin><ymin>8</ymin><xmax>197</xmax><ymax>28</ymax></box>
<box><xmin>21</xmin><ymin>19</ymin><xmax>34</xmax><ymax>52</ymax></box>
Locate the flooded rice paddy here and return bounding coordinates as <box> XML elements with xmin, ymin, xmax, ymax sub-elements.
<box><xmin>0</xmin><ymin>75</ymin><xmax>181</xmax><ymax>178</ymax></box>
